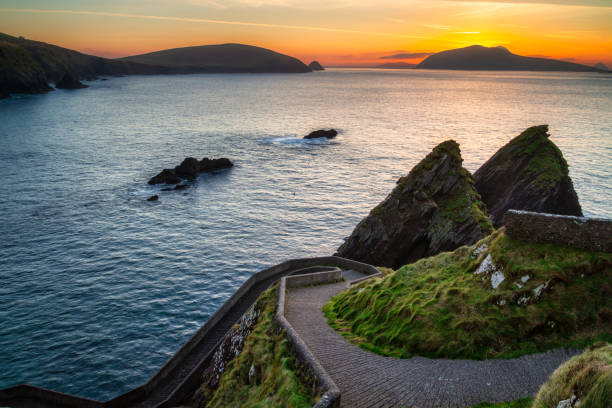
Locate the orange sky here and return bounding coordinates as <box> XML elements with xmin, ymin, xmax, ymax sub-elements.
<box><xmin>1</xmin><ymin>1</ymin><xmax>611</xmax><ymax>67</ymax></box>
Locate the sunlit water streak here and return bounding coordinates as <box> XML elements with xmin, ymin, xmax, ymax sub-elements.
<box><xmin>0</xmin><ymin>69</ymin><xmax>610</xmax><ymax>399</ymax></box>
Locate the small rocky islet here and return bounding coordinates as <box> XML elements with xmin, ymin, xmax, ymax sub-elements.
<box><xmin>303</xmin><ymin>129</ymin><xmax>338</xmax><ymax>139</ymax></box>
<box><xmin>148</xmin><ymin>157</ymin><xmax>233</xmax><ymax>185</ymax></box>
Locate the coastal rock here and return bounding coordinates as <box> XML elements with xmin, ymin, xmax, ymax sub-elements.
<box><xmin>308</xmin><ymin>61</ymin><xmax>324</xmax><ymax>71</ymax></box>
<box><xmin>148</xmin><ymin>157</ymin><xmax>233</xmax><ymax>185</ymax></box>
<box><xmin>474</xmin><ymin>125</ymin><xmax>582</xmax><ymax>227</ymax></box>
<box><xmin>192</xmin><ymin>303</ymin><xmax>260</xmax><ymax>407</ymax></box>
<box><xmin>304</xmin><ymin>129</ymin><xmax>338</xmax><ymax>139</ymax></box>
<box><xmin>336</xmin><ymin>140</ymin><xmax>493</xmax><ymax>269</ymax></box>
<box><xmin>55</xmin><ymin>71</ymin><xmax>88</xmax><ymax>89</ymax></box>
<box><xmin>147</xmin><ymin>195</ymin><xmax>159</xmax><ymax>201</ymax></box>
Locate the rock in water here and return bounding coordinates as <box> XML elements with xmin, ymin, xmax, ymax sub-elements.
<box><xmin>147</xmin><ymin>195</ymin><xmax>159</xmax><ymax>201</ymax></box>
<box><xmin>148</xmin><ymin>157</ymin><xmax>233</xmax><ymax>185</ymax></box>
<box><xmin>474</xmin><ymin>125</ymin><xmax>582</xmax><ymax>227</ymax></box>
<box><xmin>308</xmin><ymin>61</ymin><xmax>325</xmax><ymax>71</ymax></box>
<box><xmin>55</xmin><ymin>71</ymin><xmax>88</xmax><ymax>89</ymax></box>
<box><xmin>336</xmin><ymin>140</ymin><xmax>493</xmax><ymax>269</ymax></box>
<box><xmin>304</xmin><ymin>129</ymin><xmax>337</xmax><ymax>139</ymax></box>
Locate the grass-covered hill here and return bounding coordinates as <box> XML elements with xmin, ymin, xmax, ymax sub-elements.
<box><xmin>120</xmin><ymin>43</ymin><xmax>311</xmax><ymax>73</ymax></box>
<box><xmin>533</xmin><ymin>343</ymin><xmax>611</xmax><ymax>408</ymax></box>
<box><xmin>324</xmin><ymin>229</ymin><xmax>611</xmax><ymax>360</ymax></box>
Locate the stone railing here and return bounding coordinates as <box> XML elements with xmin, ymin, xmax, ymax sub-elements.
<box><xmin>0</xmin><ymin>256</ymin><xmax>381</xmax><ymax>408</ymax></box>
<box><xmin>504</xmin><ymin>210</ymin><xmax>612</xmax><ymax>252</ymax></box>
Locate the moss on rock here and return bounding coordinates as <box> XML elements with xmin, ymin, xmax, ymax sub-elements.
<box><xmin>336</xmin><ymin>140</ymin><xmax>493</xmax><ymax>269</ymax></box>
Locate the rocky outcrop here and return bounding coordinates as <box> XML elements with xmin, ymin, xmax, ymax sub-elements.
<box><xmin>147</xmin><ymin>195</ymin><xmax>159</xmax><ymax>201</ymax></box>
<box><xmin>304</xmin><ymin>129</ymin><xmax>337</xmax><ymax>139</ymax></box>
<box><xmin>336</xmin><ymin>140</ymin><xmax>493</xmax><ymax>269</ymax></box>
<box><xmin>55</xmin><ymin>71</ymin><xmax>88</xmax><ymax>89</ymax></box>
<box><xmin>308</xmin><ymin>61</ymin><xmax>324</xmax><ymax>71</ymax></box>
<box><xmin>474</xmin><ymin>125</ymin><xmax>582</xmax><ymax>227</ymax></box>
<box><xmin>148</xmin><ymin>157</ymin><xmax>233</xmax><ymax>185</ymax></box>
<box><xmin>192</xmin><ymin>302</ymin><xmax>261</xmax><ymax>407</ymax></box>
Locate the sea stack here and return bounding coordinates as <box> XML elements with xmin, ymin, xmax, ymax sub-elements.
<box><xmin>474</xmin><ymin>125</ymin><xmax>582</xmax><ymax>227</ymax></box>
<box><xmin>55</xmin><ymin>71</ymin><xmax>88</xmax><ymax>89</ymax></box>
<box><xmin>308</xmin><ymin>61</ymin><xmax>324</xmax><ymax>71</ymax></box>
<box><xmin>336</xmin><ymin>140</ymin><xmax>493</xmax><ymax>268</ymax></box>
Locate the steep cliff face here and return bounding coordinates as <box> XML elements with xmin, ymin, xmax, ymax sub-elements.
<box><xmin>336</xmin><ymin>140</ymin><xmax>493</xmax><ymax>269</ymax></box>
<box><xmin>474</xmin><ymin>125</ymin><xmax>582</xmax><ymax>227</ymax></box>
<box><xmin>0</xmin><ymin>40</ymin><xmax>52</xmax><ymax>97</ymax></box>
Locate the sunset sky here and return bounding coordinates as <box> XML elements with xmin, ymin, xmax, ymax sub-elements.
<box><xmin>1</xmin><ymin>0</ymin><xmax>611</xmax><ymax>67</ymax></box>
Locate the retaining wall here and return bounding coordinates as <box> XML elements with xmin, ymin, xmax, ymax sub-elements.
<box><xmin>504</xmin><ymin>210</ymin><xmax>612</xmax><ymax>252</ymax></box>
<box><xmin>0</xmin><ymin>256</ymin><xmax>381</xmax><ymax>408</ymax></box>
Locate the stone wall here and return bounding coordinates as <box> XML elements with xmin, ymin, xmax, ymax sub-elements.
<box><xmin>503</xmin><ymin>210</ymin><xmax>612</xmax><ymax>252</ymax></box>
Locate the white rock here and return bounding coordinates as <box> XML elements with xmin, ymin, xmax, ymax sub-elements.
<box><xmin>521</xmin><ymin>275</ymin><xmax>530</xmax><ymax>283</ymax></box>
<box><xmin>516</xmin><ymin>283</ymin><xmax>523</xmax><ymax>289</ymax></box>
<box><xmin>249</xmin><ymin>363</ymin><xmax>255</xmax><ymax>383</ymax></box>
<box><xmin>491</xmin><ymin>271</ymin><xmax>505</xmax><ymax>289</ymax></box>
<box><xmin>533</xmin><ymin>281</ymin><xmax>550</xmax><ymax>298</ymax></box>
<box><xmin>517</xmin><ymin>296</ymin><xmax>530</xmax><ymax>305</ymax></box>
<box><xmin>472</xmin><ymin>243</ymin><xmax>488</xmax><ymax>259</ymax></box>
<box><xmin>497</xmin><ymin>299</ymin><xmax>507</xmax><ymax>306</ymax></box>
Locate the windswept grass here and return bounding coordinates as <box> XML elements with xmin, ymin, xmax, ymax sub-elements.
<box><xmin>324</xmin><ymin>229</ymin><xmax>611</xmax><ymax>360</ymax></box>
<box><xmin>471</xmin><ymin>398</ymin><xmax>534</xmax><ymax>408</ymax></box>
<box><xmin>533</xmin><ymin>343</ymin><xmax>611</xmax><ymax>408</ymax></box>
<box><xmin>204</xmin><ymin>286</ymin><xmax>318</xmax><ymax>408</ymax></box>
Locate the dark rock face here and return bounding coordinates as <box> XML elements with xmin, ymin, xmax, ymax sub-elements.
<box><xmin>192</xmin><ymin>303</ymin><xmax>261</xmax><ymax>407</ymax></box>
<box><xmin>147</xmin><ymin>195</ymin><xmax>159</xmax><ymax>201</ymax></box>
<box><xmin>55</xmin><ymin>71</ymin><xmax>88</xmax><ymax>89</ymax></box>
<box><xmin>336</xmin><ymin>140</ymin><xmax>493</xmax><ymax>269</ymax></box>
<box><xmin>304</xmin><ymin>129</ymin><xmax>338</xmax><ymax>139</ymax></box>
<box><xmin>474</xmin><ymin>125</ymin><xmax>582</xmax><ymax>228</ymax></box>
<box><xmin>148</xmin><ymin>157</ymin><xmax>233</xmax><ymax>185</ymax></box>
<box><xmin>308</xmin><ymin>61</ymin><xmax>324</xmax><ymax>71</ymax></box>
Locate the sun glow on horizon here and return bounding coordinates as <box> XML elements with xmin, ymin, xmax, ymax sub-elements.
<box><xmin>0</xmin><ymin>1</ymin><xmax>610</xmax><ymax>67</ymax></box>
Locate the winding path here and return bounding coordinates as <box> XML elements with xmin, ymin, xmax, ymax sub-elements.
<box><xmin>284</xmin><ymin>270</ymin><xmax>578</xmax><ymax>408</ymax></box>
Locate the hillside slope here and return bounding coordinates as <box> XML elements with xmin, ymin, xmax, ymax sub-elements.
<box><xmin>417</xmin><ymin>45</ymin><xmax>603</xmax><ymax>72</ymax></box>
<box><xmin>120</xmin><ymin>43</ymin><xmax>311</xmax><ymax>73</ymax></box>
<box><xmin>326</xmin><ymin>229</ymin><xmax>611</xmax><ymax>360</ymax></box>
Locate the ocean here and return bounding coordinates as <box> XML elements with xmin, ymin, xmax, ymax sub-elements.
<box><xmin>1</xmin><ymin>68</ymin><xmax>610</xmax><ymax>400</ymax></box>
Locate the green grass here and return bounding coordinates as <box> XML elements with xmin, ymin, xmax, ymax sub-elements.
<box><xmin>533</xmin><ymin>343</ymin><xmax>611</xmax><ymax>408</ymax></box>
<box><xmin>324</xmin><ymin>229</ymin><xmax>611</xmax><ymax>360</ymax></box>
<box><xmin>505</xmin><ymin>125</ymin><xmax>568</xmax><ymax>188</ymax></box>
<box><xmin>471</xmin><ymin>397</ymin><xmax>534</xmax><ymax>408</ymax></box>
<box><xmin>203</xmin><ymin>285</ymin><xmax>318</xmax><ymax>408</ymax></box>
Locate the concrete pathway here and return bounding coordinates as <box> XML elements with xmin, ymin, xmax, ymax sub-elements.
<box><xmin>284</xmin><ymin>270</ymin><xmax>578</xmax><ymax>408</ymax></box>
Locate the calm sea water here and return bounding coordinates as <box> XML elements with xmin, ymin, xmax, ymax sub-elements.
<box><xmin>1</xmin><ymin>69</ymin><xmax>610</xmax><ymax>400</ymax></box>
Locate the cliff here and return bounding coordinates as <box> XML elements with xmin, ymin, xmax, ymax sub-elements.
<box><xmin>417</xmin><ymin>45</ymin><xmax>604</xmax><ymax>72</ymax></box>
<box><xmin>336</xmin><ymin>140</ymin><xmax>493</xmax><ymax>269</ymax></box>
<box><xmin>474</xmin><ymin>125</ymin><xmax>582</xmax><ymax>227</ymax></box>
<box><xmin>0</xmin><ymin>33</ymin><xmax>311</xmax><ymax>97</ymax></box>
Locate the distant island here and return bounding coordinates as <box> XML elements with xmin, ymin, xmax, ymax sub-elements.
<box><xmin>377</xmin><ymin>62</ymin><xmax>417</xmax><ymax>69</ymax></box>
<box><xmin>0</xmin><ymin>33</ymin><xmax>313</xmax><ymax>98</ymax></box>
<box><xmin>417</xmin><ymin>45</ymin><xmax>607</xmax><ymax>72</ymax></box>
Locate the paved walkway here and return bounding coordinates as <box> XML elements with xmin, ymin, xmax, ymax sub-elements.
<box><xmin>284</xmin><ymin>271</ymin><xmax>578</xmax><ymax>408</ymax></box>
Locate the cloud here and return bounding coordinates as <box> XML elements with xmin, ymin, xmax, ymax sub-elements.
<box><xmin>380</xmin><ymin>52</ymin><xmax>434</xmax><ymax>59</ymax></box>
<box><xmin>0</xmin><ymin>8</ymin><xmax>425</xmax><ymax>38</ymax></box>
<box><xmin>441</xmin><ymin>0</ymin><xmax>611</xmax><ymax>7</ymax></box>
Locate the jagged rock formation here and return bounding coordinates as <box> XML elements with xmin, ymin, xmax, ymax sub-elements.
<box><xmin>304</xmin><ymin>129</ymin><xmax>337</xmax><ymax>139</ymax></box>
<box><xmin>55</xmin><ymin>71</ymin><xmax>88</xmax><ymax>89</ymax></box>
<box><xmin>148</xmin><ymin>157</ymin><xmax>233</xmax><ymax>185</ymax></box>
<box><xmin>308</xmin><ymin>61</ymin><xmax>324</xmax><ymax>71</ymax></box>
<box><xmin>336</xmin><ymin>140</ymin><xmax>493</xmax><ymax>269</ymax></box>
<box><xmin>474</xmin><ymin>125</ymin><xmax>582</xmax><ymax>227</ymax></box>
